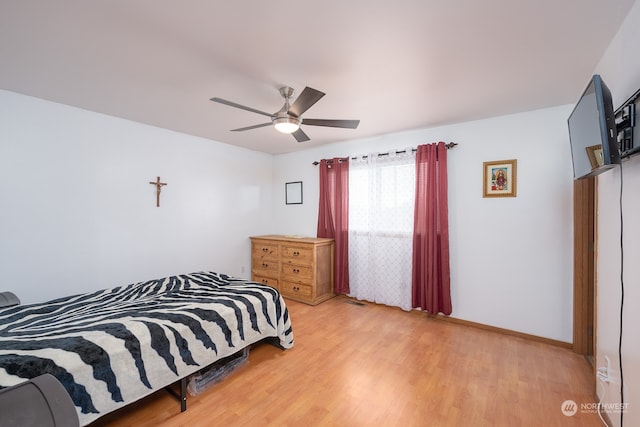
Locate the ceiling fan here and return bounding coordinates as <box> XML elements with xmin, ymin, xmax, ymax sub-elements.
<box><xmin>210</xmin><ymin>86</ymin><xmax>360</xmax><ymax>142</ymax></box>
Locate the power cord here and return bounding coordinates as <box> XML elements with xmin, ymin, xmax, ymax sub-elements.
<box><xmin>618</xmin><ymin>160</ymin><xmax>625</xmax><ymax>427</ymax></box>
<box><xmin>596</xmin><ymin>372</ymin><xmax>610</xmax><ymax>427</ymax></box>
<box><xmin>594</xmin><ymin>159</ymin><xmax>626</xmax><ymax>426</ymax></box>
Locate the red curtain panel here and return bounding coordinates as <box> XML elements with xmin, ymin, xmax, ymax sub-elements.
<box><xmin>412</xmin><ymin>142</ymin><xmax>452</xmax><ymax>315</ymax></box>
<box><xmin>317</xmin><ymin>158</ymin><xmax>350</xmax><ymax>294</ymax></box>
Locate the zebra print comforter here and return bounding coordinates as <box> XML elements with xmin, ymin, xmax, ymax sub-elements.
<box><xmin>0</xmin><ymin>271</ymin><xmax>294</xmax><ymax>426</ymax></box>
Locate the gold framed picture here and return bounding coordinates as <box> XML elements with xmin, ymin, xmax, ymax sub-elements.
<box><xmin>585</xmin><ymin>144</ymin><xmax>604</xmax><ymax>170</ymax></box>
<box><xmin>483</xmin><ymin>159</ymin><xmax>517</xmax><ymax>198</ymax></box>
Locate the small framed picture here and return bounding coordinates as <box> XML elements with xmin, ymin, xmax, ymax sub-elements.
<box><xmin>483</xmin><ymin>159</ymin><xmax>517</xmax><ymax>198</ymax></box>
<box><xmin>585</xmin><ymin>145</ymin><xmax>604</xmax><ymax>170</ymax></box>
<box><xmin>285</xmin><ymin>181</ymin><xmax>303</xmax><ymax>205</ymax></box>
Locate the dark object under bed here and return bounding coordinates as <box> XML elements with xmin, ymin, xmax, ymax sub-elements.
<box><xmin>0</xmin><ymin>373</ymin><xmax>79</xmax><ymax>427</ymax></box>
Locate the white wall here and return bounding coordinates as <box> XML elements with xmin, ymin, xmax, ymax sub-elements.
<box><xmin>0</xmin><ymin>90</ymin><xmax>273</xmax><ymax>304</ymax></box>
<box><xmin>593</xmin><ymin>1</ymin><xmax>640</xmax><ymax>425</ymax></box>
<box><xmin>272</xmin><ymin>104</ymin><xmax>575</xmax><ymax>343</ymax></box>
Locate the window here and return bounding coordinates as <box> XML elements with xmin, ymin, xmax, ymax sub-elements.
<box><xmin>349</xmin><ymin>158</ymin><xmax>415</xmax><ymax>234</ymax></box>
<box><xmin>348</xmin><ymin>151</ymin><xmax>415</xmax><ymax>309</ymax></box>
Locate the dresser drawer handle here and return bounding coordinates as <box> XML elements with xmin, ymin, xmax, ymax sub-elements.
<box><xmin>293</xmin><ymin>286</ymin><xmax>300</xmax><ymax>292</ymax></box>
<box><xmin>293</xmin><ymin>251</ymin><xmax>300</xmax><ymax>256</ymax></box>
<box><xmin>292</xmin><ymin>268</ymin><xmax>300</xmax><ymax>273</ymax></box>
<box><xmin>262</xmin><ymin>263</ymin><xmax>269</xmax><ymax>268</ymax></box>
<box><xmin>262</xmin><ymin>248</ymin><xmax>268</xmax><ymax>252</ymax></box>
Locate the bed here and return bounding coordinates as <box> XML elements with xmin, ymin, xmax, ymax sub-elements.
<box><xmin>0</xmin><ymin>271</ymin><xmax>294</xmax><ymax>426</ymax></box>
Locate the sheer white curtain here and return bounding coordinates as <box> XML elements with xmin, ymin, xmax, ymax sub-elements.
<box><xmin>348</xmin><ymin>150</ymin><xmax>415</xmax><ymax>310</ymax></box>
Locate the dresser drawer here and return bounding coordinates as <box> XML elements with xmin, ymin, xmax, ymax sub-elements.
<box><xmin>252</xmin><ymin>259</ymin><xmax>279</xmax><ymax>276</ymax></box>
<box><xmin>281</xmin><ymin>245</ymin><xmax>313</xmax><ymax>264</ymax></box>
<box><xmin>252</xmin><ymin>275</ymin><xmax>279</xmax><ymax>289</ymax></box>
<box><xmin>252</xmin><ymin>242</ymin><xmax>279</xmax><ymax>260</ymax></box>
<box><xmin>281</xmin><ymin>263</ymin><xmax>312</xmax><ymax>281</ymax></box>
<box><xmin>280</xmin><ymin>281</ymin><xmax>312</xmax><ymax>298</ymax></box>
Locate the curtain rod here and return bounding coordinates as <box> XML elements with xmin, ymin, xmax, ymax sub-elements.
<box><xmin>312</xmin><ymin>142</ymin><xmax>458</xmax><ymax>165</ymax></box>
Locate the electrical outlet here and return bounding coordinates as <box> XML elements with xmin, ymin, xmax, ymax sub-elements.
<box><xmin>597</xmin><ymin>355</ymin><xmax>612</xmax><ymax>383</ymax></box>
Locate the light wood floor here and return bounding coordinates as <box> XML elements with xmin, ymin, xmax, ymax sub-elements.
<box><xmin>92</xmin><ymin>296</ymin><xmax>601</xmax><ymax>426</ymax></box>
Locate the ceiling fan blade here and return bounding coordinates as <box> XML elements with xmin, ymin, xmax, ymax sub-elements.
<box><xmin>288</xmin><ymin>87</ymin><xmax>325</xmax><ymax>117</ymax></box>
<box><xmin>210</xmin><ymin>97</ymin><xmax>273</xmax><ymax>117</ymax></box>
<box><xmin>302</xmin><ymin>118</ymin><xmax>360</xmax><ymax>129</ymax></box>
<box><xmin>231</xmin><ymin>122</ymin><xmax>272</xmax><ymax>132</ymax></box>
<box><xmin>292</xmin><ymin>128</ymin><xmax>310</xmax><ymax>143</ymax></box>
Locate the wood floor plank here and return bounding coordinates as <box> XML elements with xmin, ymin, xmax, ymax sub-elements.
<box><xmin>91</xmin><ymin>296</ymin><xmax>601</xmax><ymax>426</ymax></box>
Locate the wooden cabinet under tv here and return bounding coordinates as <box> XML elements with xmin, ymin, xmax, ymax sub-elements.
<box><xmin>250</xmin><ymin>235</ymin><xmax>335</xmax><ymax>305</ymax></box>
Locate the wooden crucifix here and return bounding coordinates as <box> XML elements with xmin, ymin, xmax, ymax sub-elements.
<box><xmin>149</xmin><ymin>176</ymin><xmax>167</xmax><ymax>207</ymax></box>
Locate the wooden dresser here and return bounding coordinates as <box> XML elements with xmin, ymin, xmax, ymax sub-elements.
<box><xmin>250</xmin><ymin>235</ymin><xmax>335</xmax><ymax>305</ymax></box>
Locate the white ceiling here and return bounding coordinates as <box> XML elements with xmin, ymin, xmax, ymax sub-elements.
<box><xmin>0</xmin><ymin>1</ymin><xmax>636</xmax><ymax>154</ymax></box>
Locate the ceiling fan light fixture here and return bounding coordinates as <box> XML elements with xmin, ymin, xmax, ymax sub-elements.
<box><xmin>273</xmin><ymin>116</ymin><xmax>300</xmax><ymax>134</ymax></box>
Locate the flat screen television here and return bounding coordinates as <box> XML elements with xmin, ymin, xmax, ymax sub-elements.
<box><xmin>568</xmin><ymin>74</ymin><xmax>620</xmax><ymax>180</ymax></box>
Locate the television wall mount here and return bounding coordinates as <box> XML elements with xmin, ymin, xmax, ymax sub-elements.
<box><xmin>615</xmin><ymin>86</ymin><xmax>640</xmax><ymax>159</ymax></box>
